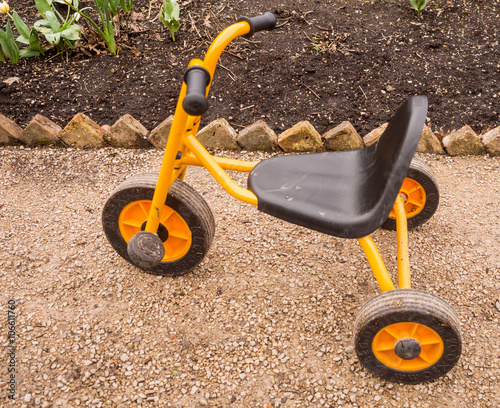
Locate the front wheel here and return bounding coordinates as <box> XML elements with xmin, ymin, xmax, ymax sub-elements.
<box><xmin>102</xmin><ymin>173</ymin><xmax>215</xmax><ymax>276</ymax></box>
<box><xmin>382</xmin><ymin>157</ymin><xmax>440</xmax><ymax>230</ymax></box>
<box><xmin>353</xmin><ymin>289</ymin><xmax>462</xmax><ymax>384</ymax></box>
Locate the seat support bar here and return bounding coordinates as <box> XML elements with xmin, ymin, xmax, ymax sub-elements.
<box><xmin>357</xmin><ymin>236</ymin><xmax>396</xmax><ymax>292</ymax></box>
<box><xmin>394</xmin><ymin>195</ymin><xmax>411</xmax><ymax>289</ymax></box>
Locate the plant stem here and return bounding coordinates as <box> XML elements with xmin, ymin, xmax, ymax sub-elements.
<box><xmin>65</xmin><ymin>2</ymin><xmax>116</xmax><ymax>55</ymax></box>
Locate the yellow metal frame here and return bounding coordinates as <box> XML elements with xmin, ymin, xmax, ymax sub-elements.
<box><xmin>356</xmin><ymin>195</ymin><xmax>411</xmax><ymax>292</ymax></box>
<box><xmin>144</xmin><ymin>21</ymin><xmax>257</xmax><ymax>235</ymax></box>
<box><xmin>143</xmin><ymin>19</ymin><xmax>414</xmax><ymax>292</ymax></box>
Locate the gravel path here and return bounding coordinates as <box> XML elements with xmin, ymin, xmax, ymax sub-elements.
<box><xmin>1</xmin><ymin>147</ymin><xmax>499</xmax><ymax>407</ymax></box>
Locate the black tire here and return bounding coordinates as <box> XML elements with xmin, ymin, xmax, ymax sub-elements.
<box><xmin>354</xmin><ymin>289</ymin><xmax>462</xmax><ymax>384</ymax></box>
<box><xmin>102</xmin><ymin>173</ymin><xmax>215</xmax><ymax>276</ymax></box>
<box><xmin>382</xmin><ymin>157</ymin><xmax>439</xmax><ymax>230</ymax></box>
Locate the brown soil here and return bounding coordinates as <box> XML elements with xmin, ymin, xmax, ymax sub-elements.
<box><xmin>0</xmin><ymin>0</ymin><xmax>499</xmax><ymax>136</ymax></box>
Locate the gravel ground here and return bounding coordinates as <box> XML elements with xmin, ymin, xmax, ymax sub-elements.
<box><xmin>0</xmin><ymin>147</ymin><xmax>499</xmax><ymax>407</ymax></box>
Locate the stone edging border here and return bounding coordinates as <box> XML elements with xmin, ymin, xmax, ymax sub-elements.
<box><xmin>0</xmin><ymin>112</ymin><xmax>499</xmax><ymax>156</ymax></box>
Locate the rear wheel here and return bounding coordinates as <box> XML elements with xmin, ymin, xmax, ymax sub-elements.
<box><xmin>382</xmin><ymin>157</ymin><xmax>439</xmax><ymax>230</ymax></box>
<box><xmin>354</xmin><ymin>289</ymin><xmax>462</xmax><ymax>383</ymax></box>
<box><xmin>102</xmin><ymin>173</ymin><xmax>215</xmax><ymax>276</ymax></box>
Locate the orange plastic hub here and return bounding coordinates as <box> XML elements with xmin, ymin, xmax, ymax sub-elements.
<box><xmin>118</xmin><ymin>200</ymin><xmax>192</xmax><ymax>262</ymax></box>
<box><xmin>389</xmin><ymin>178</ymin><xmax>426</xmax><ymax>219</ymax></box>
<box><xmin>372</xmin><ymin>322</ymin><xmax>444</xmax><ymax>371</ymax></box>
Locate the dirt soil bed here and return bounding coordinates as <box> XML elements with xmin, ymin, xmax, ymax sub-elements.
<box><xmin>1</xmin><ymin>147</ymin><xmax>499</xmax><ymax>406</ymax></box>
<box><xmin>0</xmin><ymin>0</ymin><xmax>499</xmax><ymax>136</ymax></box>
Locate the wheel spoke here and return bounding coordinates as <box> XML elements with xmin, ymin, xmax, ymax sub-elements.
<box><xmin>393</xmin><ymin>357</ymin><xmax>404</xmax><ymax>368</ymax></box>
<box><xmin>121</xmin><ymin>219</ymin><xmax>143</xmax><ymax>228</ymax></box>
<box><xmin>162</xmin><ymin>243</ymin><xmax>172</xmax><ymax>257</ymax></box>
<box><xmin>169</xmin><ymin>231</ymin><xmax>191</xmax><ymax>241</ymax></box>
<box><xmin>420</xmin><ymin>338</ymin><xmax>442</xmax><ymax>346</ymax></box>
<box><xmin>374</xmin><ymin>342</ymin><xmax>396</xmax><ymax>352</ymax></box>
<box><xmin>161</xmin><ymin>209</ymin><xmax>175</xmax><ymax>223</ymax></box>
<box><xmin>138</xmin><ymin>201</ymin><xmax>150</xmax><ymax>217</ymax></box>
<box><xmin>407</xmin><ymin>185</ymin><xmax>423</xmax><ymax>194</ymax></box>
<box><xmin>407</xmin><ymin>198</ymin><xmax>424</xmax><ymax>207</ymax></box>
<box><xmin>410</xmin><ymin>323</ymin><xmax>420</xmax><ymax>337</ymax></box>
<box><xmin>417</xmin><ymin>351</ymin><xmax>432</xmax><ymax>364</ymax></box>
<box><xmin>382</xmin><ymin>326</ymin><xmax>401</xmax><ymax>340</ymax></box>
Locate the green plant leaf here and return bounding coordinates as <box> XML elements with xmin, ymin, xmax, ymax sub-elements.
<box><xmin>45</xmin><ymin>11</ymin><xmax>62</xmax><ymax>33</ymax></box>
<box><xmin>410</xmin><ymin>0</ymin><xmax>428</xmax><ymax>12</ymax></box>
<box><xmin>168</xmin><ymin>20</ymin><xmax>180</xmax><ymax>40</ymax></box>
<box><xmin>61</xmin><ymin>25</ymin><xmax>81</xmax><ymax>41</ymax></box>
<box><xmin>0</xmin><ymin>22</ymin><xmax>20</xmax><ymax>64</ymax></box>
<box><xmin>34</xmin><ymin>19</ymin><xmax>48</xmax><ymax>31</ymax></box>
<box><xmin>120</xmin><ymin>0</ymin><xmax>133</xmax><ymax>13</ymax></box>
<box><xmin>159</xmin><ymin>10</ymin><xmax>168</xmax><ymax>26</ymax></box>
<box><xmin>34</xmin><ymin>0</ymin><xmax>52</xmax><ymax>19</ymax></box>
<box><xmin>107</xmin><ymin>0</ymin><xmax>119</xmax><ymax>17</ymax></box>
<box><xmin>171</xmin><ymin>2</ymin><xmax>179</xmax><ymax>20</ymax></box>
<box><xmin>16</xmin><ymin>35</ymin><xmax>31</xmax><ymax>45</ymax></box>
<box><xmin>94</xmin><ymin>0</ymin><xmax>109</xmax><ymax>12</ymax></box>
<box><xmin>12</xmin><ymin>12</ymin><xmax>30</xmax><ymax>39</ymax></box>
<box><xmin>61</xmin><ymin>13</ymin><xmax>80</xmax><ymax>30</ymax></box>
<box><xmin>19</xmin><ymin>48</ymin><xmax>41</xmax><ymax>58</ymax></box>
<box><xmin>63</xmin><ymin>37</ymin><xmax>77</xmax><ymax>50</ymax></box>
<box><xmin>0</xmin><ymin>29</ymin><xmax>6</xmax><ymax>62</ymax></box>
<box><xmin>29</xmin><ymin>28</ymin><xmax>45</xmax><ymax>54</ymax></box>
<box><xmin>165</xmin><ymin>0</ymin><xmax>173</xmax><ymax>15</ymax></box>
<box><xmin>159</xmin><ymin>0</ymin><xmax>180</xmax><ymax>41</ymax></box>
<box><xmin>45</xmin><ymin>31</ymin><xmax>62</xmax><ymax>46</ymax></box>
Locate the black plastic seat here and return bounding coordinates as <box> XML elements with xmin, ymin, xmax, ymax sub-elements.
<box><xmin>248</xmin><ymin>96</ymin><xmax>428</xmax><ymax>239</ymax></box>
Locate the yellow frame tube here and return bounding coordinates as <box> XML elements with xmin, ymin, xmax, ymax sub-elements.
<box><xmin>394</xmin><ymin>195</ymin><xmax>411</xmax><ymax>289</ymax></box>
<box><xmin>180</xmin><ymin>154</ymin><xmax>259</xmax><ymax>172</ymax></box>
<box><xmin>184</xmin><ymin>135</ymin><xmax>258</xmax><ymax>205</ymax></box>
<box><xmin>181</xmin><ymin>23</ymin><xmax>252</xmax><ymax>139</ymax></box>
<box><xmin>145</xmin><ymin>21</ymin><xmax>255</xmax><ymax>235</ymax></box>
<box><xmin>357</xmin><ymin>236</ymin><xmax>396</xmax><ymax>292</ymax></box>
<box><xmin>144</xmin><ymin>83</ymin><xmax>192</xmax><ymax>233</ymax></box>
<box><xmin>203</xmin><ymin>22</ymin><xmax>251</xmax><ymax>83</ymax></box>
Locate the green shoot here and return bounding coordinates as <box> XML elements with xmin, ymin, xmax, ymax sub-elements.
<box><xmin>159</xmin><ymin>0</ymin><xmax>180</xmax><ymax>41</ymax></box>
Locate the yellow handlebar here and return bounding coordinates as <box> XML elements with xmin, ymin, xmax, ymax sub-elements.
<box><xmin>205</xmin><ymin>22</ymin><xmax>251</xmax><ymax>72</ymax></box>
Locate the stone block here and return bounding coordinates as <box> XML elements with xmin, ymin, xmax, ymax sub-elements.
<box><xmin>237</xmin><ymin>120</ymin><xmax>277</xmax><ymax>151</ymax></box>
<box><xmin>323</xmin><ymin>121</ymin><xmax>364</xmax><ymax>151</ymax></box>
<box><xmin>363</xmin><ymin>123</ymin><xmax>388</xmax><ymax>146</ymax></box>
<box><xmin>442</xmin><ymin>125</ymin><xmax>484</xmax><ymax>156</ymax></box>
<box><xmin>18</xmin><ymin>114</ymin><xmax>63</xmax><ymax>146</ymax></box>
<box><xmin>196</xmin><ymin>119</ymin><xmax>240</xmax><ymax>150</ymax></box>
<box><xmin>148</xmin><ymin>115</ymin><xmax>174</xmax><ymax>150</ymax></box>
<box><xmin>482</xmin><ymin>126</ymin><xmax>500</xmax><ymax>157</ymax></box>
<box><xmin>104</xmin><ymin>114</ymin><xmax>149</xmax><ymax>148</ymax></box>
<box><xmin>0</xmin><ymin>113</ymin><xmax>22</xmax><ymax>145</ymax></box>
<box><xmin>278</xmin><ymin>121</ymin><xmax>322</xmax><ymax>153</ymax></box>
<box><xmin>59</xmin><ymin>113</ymin><xmax>107</xmax><ymax>148</ymax></box>
<box><xmin>416</xmin><ymin>125</ymin><xmax>445</xmax><ymax>154</ymax></box>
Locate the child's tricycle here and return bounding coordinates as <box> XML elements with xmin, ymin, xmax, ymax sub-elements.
<box><xmin>102</xmin><ymin>13</ymin><xmax>462</xmax><ymax>384</ymax></box>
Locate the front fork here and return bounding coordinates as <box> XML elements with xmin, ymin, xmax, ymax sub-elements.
<box><xmin>143</xmin><ymin>78</ymin><xmax>197</xmax><ymax>234</ymax></box>
<box><xmin>357</xmin><ymin>195</ymin><xmax>411</xmax><ymax>292</ymax></box>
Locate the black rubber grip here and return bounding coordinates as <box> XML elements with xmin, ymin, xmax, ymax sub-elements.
<box><xmin>182</xmin><ymin>66</ymin><xmax>211</xmax><ymax>116</ymax></box>
<box><xmin>239</xmin><ymin>12</ymin><xmax>276</xmax><ymax>38</ymax></box>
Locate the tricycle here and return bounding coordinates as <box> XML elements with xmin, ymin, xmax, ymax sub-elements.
<box><xmin>102</xmin><ymin>12</ymin><xmax>462</xmax><ymax>384</ymax></box>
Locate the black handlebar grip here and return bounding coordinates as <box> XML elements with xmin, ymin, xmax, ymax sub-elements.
<box><xmin>182</xmin><ymin>66</ymin><xmax>211</xmax><ymax>116</ymax></box>
<box><xmin>239</xmin><ymin>12</ymin><xmax>276</xmax><ymax>38</ymax></box>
